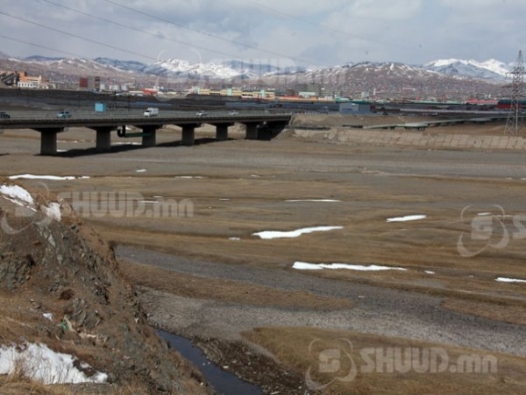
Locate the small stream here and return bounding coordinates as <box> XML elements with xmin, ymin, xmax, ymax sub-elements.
<box><xmin>157</xmin><ymin>330</ymin><xmax>263</xmax><ymax>395</ymax></box>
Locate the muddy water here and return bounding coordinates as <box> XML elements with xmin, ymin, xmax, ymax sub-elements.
<box><xmin>157</xmin><ymin>330</ymin><xmax>263</xmax><ymax>395</ymax></box>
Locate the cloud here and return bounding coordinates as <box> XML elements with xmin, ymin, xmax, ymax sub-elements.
<box><xmin>0</xmin><ymin>0</ymin><xmax>525</xmax><ymax>65</ymax></box>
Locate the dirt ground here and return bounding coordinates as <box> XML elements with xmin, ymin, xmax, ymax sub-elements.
<box><xmin>1</xmin><ymin>113</ymin><xmax>526</xmax><ymax>394</ymax></box>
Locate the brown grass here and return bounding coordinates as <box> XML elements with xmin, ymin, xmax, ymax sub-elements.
<box><xmin>119</xmin><ymin>258</ymin><xmax>354</xmax><ymax>311</ymax></box>
<box><xmin>244</xmin><ymin>327</ymin><xmax>526</xmax><ymax>395</ymax></box>
<box><xmin>441</xmin><ymin>299</ymin><xmax>526</xmax><ymax>327</ymax></box>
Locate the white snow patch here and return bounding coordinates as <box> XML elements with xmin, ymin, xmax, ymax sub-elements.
<box><xmin>253</xmin><ymin>226</ymin><xmax>343</xmax><ymax>239</ymax></box>
<box><xmin>293</xmin><ymin>261</ymin><xmax>407</xmax><ymax>271</ymax></box>
<box><xmin>425</xmin><ymin>270</ymin><xmax>435</xmax><ymax>275</ymax></box>
<box><xmin>43</xmin><ymin>313</ymin><xmax>53</xmax><ymax>321</ymax></box>
<box><xmin>0</xmin><ymin>343</ymin><xmax>107</xmax><ymax>384</ymax></box>
<box><xmin>42</xmin><ymin>202</ymin><xmax>61</xmax><ymax>221</ymax></box>
<box><xmin>219</xmin><ymin>198</ymin><xmax>231</xmax><ymax>201</ymax></box>
<box><xmin>386</xmin><ymin>215</ymin><xmax>426</xmax><ymax>223</ymax></box>
<box><xmin>0</xmin><ymin>184</ymin><xmax>34</xmax><ymax>206</ymax></box>
<box><xmin>477</xmin><ymin>212</ymin><xmax>491</xmax><ymax>216</ymax></box>
<box><xmin>229</xmin><ymin>237</ymin><xmax>241</xmax><ymax>241</ymax></box>
<box><xmin>136</xmin><ymin>169</ymin><xmax>147</xmax><ymax>173</ymax></box>
<box><xmin>285</xmin><ymin>199</ymin><xmax>341</xmax><ymax>203</ymax></box>
<box><xmin>496</xmin><ymin>277</ymin><xmax>526</xmax><ymax>284</ymax></box>
<box><xmin>9</xmin><ymin>174</ymin><xmax>88</xmax><ymax>181</ymax></box>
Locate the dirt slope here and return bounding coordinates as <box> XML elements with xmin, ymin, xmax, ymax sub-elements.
<box><xmin>0</xmin><ymin>181</ymin><xmax>208</xmax><ymax>395</ymax></box>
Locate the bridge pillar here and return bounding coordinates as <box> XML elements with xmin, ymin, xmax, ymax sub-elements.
<box><xmin>41</xmin><ymin>131</ymin><xmax>58</xmax><ymax>156</ymax></box>
<box><xmin>34</xmin><ymin>128</ymin><xmax>64</xmax><ymax>156</ymax></box>
<box><xmin>95</xmin><ymin>127</ymin><xmax>113</xmax><ymax>152</ymax></box>
<box><xmin>182</xmin><ymin>125</ymin><xmax>196</xmax><ymax>146</ymax></box>
<box><xmin>142</xmin><ymin>126</ymin><xmax>157</xmax><ymax>147</ymax></box>
<box><xmin>244</xmin><ymin>122</ymin><xmax>259</xmax><ymax>140</ymax></box>
<box><xmin>214</xmin><ymin>123</ymin><xmax>234</xmax><ymax>141</ymax></box>
<box><xmin>261</xmin><ymin>121</ymin><xmax>289</xmax><ymax>140</ymax></box>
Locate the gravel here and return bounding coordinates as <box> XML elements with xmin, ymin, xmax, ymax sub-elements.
<box><xmin>117</xmin><ymin>246</ymin><xmax>526</xmax><ymax>357</ymax></box>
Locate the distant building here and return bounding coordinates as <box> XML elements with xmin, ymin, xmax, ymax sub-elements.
<box><xmin>17</xmin><ymin>72</ymin><xmax>48</xmax><ymax>89</ymax></box>
<box><xmin>79</xmin><ymin>76</ymin><xmax>101</xmax><ymax>91</ymax></box>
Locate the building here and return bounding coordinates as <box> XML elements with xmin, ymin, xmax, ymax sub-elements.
<box><xmin>79</xmin><ymin>76</ymin><xmax>101</xmax><ymax>91</ymax></box>
<box><xmin>17</xmin><ymin>72</ymin><xmax>48</xmax><ymax>89</ymax></box>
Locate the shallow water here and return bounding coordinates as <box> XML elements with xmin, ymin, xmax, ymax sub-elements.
<box><xmin>157</xmin><ymin>330</ymin><xmax>263</xmax><ymax>395</ymax></box>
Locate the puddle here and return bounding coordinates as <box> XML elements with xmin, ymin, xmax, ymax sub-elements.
<box><xmin>157</xmin><ymin>330</ymin><xmax>262</xmax><ymax>395</ymax></box>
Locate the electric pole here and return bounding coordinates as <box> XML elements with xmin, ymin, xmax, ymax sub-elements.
<box><xmin>505</xmin><ymin>50</ymin><xmax>525</xmax><ymax>134</ymax></box>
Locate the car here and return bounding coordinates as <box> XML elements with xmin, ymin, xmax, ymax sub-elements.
<box><xmin>196</xmin><ymin>110</ymin><xmax>207</xmax><ymax>117</ymax></box>
<box><xmin>56</xmin><ymin>110</ymin><xmax>71</xmax><ymax>119</ymax></box>
<box><xmin>0</xmin><ymin>111</ymin><xmax>10</xmax><ymax>119</ymax></box>
<box><xmin>228</xmin><ymin>110</ymin><xmax>239</xmax><ymax>116</ymax></box>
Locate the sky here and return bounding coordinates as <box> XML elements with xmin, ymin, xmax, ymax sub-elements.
<box><xmin>1</xmin><ymin>0</ymin><xmax>525</xmax><ymax>68</ymax></box>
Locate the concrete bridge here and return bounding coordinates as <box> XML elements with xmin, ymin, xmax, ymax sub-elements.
<box><xmin>0</xmin><ymin>110</ymin><xmax>292</xmax><ymax>155</ymax></box>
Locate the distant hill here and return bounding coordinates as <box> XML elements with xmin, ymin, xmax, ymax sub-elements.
<box><xmin>0</xmin><ymin>53</ymin><xmax>512</xmax><ymax>99</ymax></box>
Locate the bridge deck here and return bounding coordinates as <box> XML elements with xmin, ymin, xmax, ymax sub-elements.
<box><xmin>0</xmin><ymin>110</ymin><xmax>292</xmax><ymax>155</ymax></box>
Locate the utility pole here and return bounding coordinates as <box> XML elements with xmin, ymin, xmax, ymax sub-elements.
<box><xmin>505</xmin><ymin>50</ymin><xmax>525</xmax><ymax>134</ymax></box>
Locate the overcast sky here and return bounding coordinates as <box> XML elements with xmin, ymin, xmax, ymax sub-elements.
<box><xmin>1</xmin><ymin>0</ymin><xmax>525</xmax><ymax>68</ymax></box>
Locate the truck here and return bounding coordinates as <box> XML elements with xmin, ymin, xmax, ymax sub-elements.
<box><xmin>143</xmin><ymin>107</ymin><xmax>159</xmax><ymax>117</ymax></box>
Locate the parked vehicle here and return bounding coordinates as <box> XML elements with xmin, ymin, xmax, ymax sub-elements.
<box><xmin>0</xmin><ymin>111</ymin><xmax>10</xmax><ymax>119</ymax></box>
<box><xmin>56</xmin><ymin>110</ymin><xmax>71</xmax><ymax>118</ymax></box>
<box><xmin>196</xmin><ymin>110</ymin><xmax>207</xmax><ymax>116</ymax></box>
<box><xmin>143</xmin><ymin>107</ymin><xmax>159</xmax><ymax>117</ymax></box>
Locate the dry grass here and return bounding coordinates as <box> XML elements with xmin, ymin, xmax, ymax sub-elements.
<box><xmin>441</xmin><ymin>298</ymin><xmax>526</xmax><ymax>326</ymax></box>
<box><xmin>244</xmin><ymin>327</ymin><xmax>526</xmax><ymax>395</ymax></box>
<box><xmin>119</xmin><ymin>258</ymin><xmax>354</xmax><ymax>311</ymax></box>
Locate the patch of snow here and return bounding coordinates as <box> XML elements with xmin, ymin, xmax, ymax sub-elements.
<box><xmin>9</xmin><ymin>174</ymin><xmax>84</xmax><ymax>181</ymax></box>
<box><xmin>229</xmin><ymin>237</ymin><xmax>241</xmax><ymax>241</ymax></box>
<box><xmin>477</xmin><ymin>212</ymin><xmax>491</xmax><ymax>216</ymax></box>
<box><xmin>386</xmin><ymin>215</ymin><xmax>426</xmax><ymax>223</ymax></box>
<box><xmin>42</xmin><ymin>202</ymin><xmax>61</xmax><ymax>221</ymax></box>
<box><xmin>293</xmin><ymin>261</ymin><xmax>407</xmax><ymax>271</ymax></box>
<box><xmin>253</xmin><ymin>226</ymin><xmax>343</xmax><ymax>239</ymax></box>
<box><xmin>496</xmin><ymin>277</ymin><xmax>526</xmax><ymax>284</ymax></box>
<box><xmin>425</xmin><ymin>270</ymin><xmax>435</xmax><ymax>275</ymax></box>
<box><xmin>0</xmin><ymin>184</ymin><xmax>35</xmax><ymax>206</ymax></box>
<box><xmin>219</xmin><ymin>198</ymin><xmax>231</xmax><ymax>201</ymax></box>
<box><xmin>43</xmin><ymin>313</ymin><xmax>53</xmax><ymax>321</ymax></box>
<box><xmin>136</xmin><ymin>169</ymin><xmax>147</xmax><ymax>173</ymax></box>
<box><xmin>0</xmin><ymin>343</ymin><xmax>107</xmax><ymax>384</ymax></box>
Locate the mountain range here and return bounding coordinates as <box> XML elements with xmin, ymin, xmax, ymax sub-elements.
<box><xmin>1</xmin><ymin>53</ymin><xmax>514</xmax><ymax>82</ymax></box>
<box><xmin>0</xmin><ymin>53</ymin><xmax>515</xmax><ymax>99</ymax></box>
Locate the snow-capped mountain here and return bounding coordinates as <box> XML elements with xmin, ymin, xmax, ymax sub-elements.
<box><xmin>424</xmin><ymin>58</ymin><xmax>511</xmax><ymax>80</ymax></box>
<box><xmin>2</xmin><ymin>54</ymin><xmax>516</xmax><ymax>83</ymax></box>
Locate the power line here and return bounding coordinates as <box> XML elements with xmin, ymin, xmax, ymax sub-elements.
<box><xmin>246</xmin><ymin>0</ymin><xmax>447</xmax><ymax>59</ymax></box>
<box><xmin>0</xmin><ymin>10</ymin><xmax>158</xmax><ymax>62</ymax></box>
<box><xmin>0</xmin><ymin>33</ymin><xmax>85</xmax><ymax>59</ymax></box>
<box><xmin>38</xmin><ymin>0</ymin><xmax>247</xmax><ymax>61</ymax></box>
<box><xmin>102</xmin><ymin>0</ymin><xmax>324</xmax><ymax>66</ymax></box>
